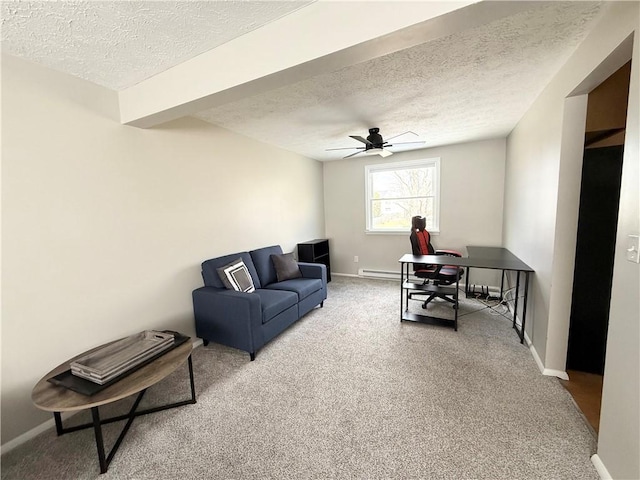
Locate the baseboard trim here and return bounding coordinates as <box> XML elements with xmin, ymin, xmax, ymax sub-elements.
<box><xmin>504</xmin><ymin>303</ymin><xmax>569</xmax><ymax>381</ymax></box>
<box><xmin>542</xmin><ymin>368</ymin><xmax>570</xmax><ymax>381</ymax></box>
<box><xmin>1</xmin><ymin>338</ymin><xmax>204</xmax><ymax>455</ymax></box>
<box><xmin>529</xmin><ymin>343</ymin><xmax>569</xmax><ymax>380</ymax></box>
<box><xmin>1</xmin><ymin>411</ymin><xmax>78</xmax><ymax>455</ymax></box>
<box><xmin>591</xmin><ymin>454</ymin><xmax>612</xmax><ymax>479</ymax></box>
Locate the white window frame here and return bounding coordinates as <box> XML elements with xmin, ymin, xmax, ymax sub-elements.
<box><xmin>365</xmin><ymin>157</ymin><xmax>440</xmax><ymax>234</ymax></box>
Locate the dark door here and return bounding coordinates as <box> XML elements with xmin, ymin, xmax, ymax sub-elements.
<box><xmin>567</xmin><ymin>145</ymin><xmax>624</xmax><ymax>374</ymax></box>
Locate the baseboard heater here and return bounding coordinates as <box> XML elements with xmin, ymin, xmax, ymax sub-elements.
<box><xmin>359</xmin><ymin>268</ymin><xmax>502</xmax><ymax>298</ymax></box>
<box><xmin>358</xmin><ymin>268</ymin><xmax>400</xmax><ymax>280</ymax></box>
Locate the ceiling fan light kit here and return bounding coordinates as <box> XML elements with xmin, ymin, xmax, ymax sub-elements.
<box><xmin>327</xmin><ymin>127</ymin><xmax>425</xmax><ymax>159</ymax></box>
<box><xmin>363</xmin><ymin>148</ymin><xmax>392</xmax><ymax>157</ymax></box>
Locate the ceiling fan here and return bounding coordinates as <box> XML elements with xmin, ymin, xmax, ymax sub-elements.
<box><xmin>326</xmin><ymin>128</ymin><xmax>426</xmax><ymax>159</ymax></box>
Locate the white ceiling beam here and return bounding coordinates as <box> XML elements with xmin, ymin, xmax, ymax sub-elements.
<box><xmin>118</xmin><ymin>1</ymin><xmax>542</xmax><ymax>128</ymax></box>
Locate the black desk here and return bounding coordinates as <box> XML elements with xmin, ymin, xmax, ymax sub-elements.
<box><xmin>399</xmin><ymin>247</ymin><xmax>533</xmax><ymax>343</ymax></box>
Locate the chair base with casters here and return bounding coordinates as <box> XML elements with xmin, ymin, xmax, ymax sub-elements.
<box><xmin>409</xmin><ymin>264</ymin><xmax>463</xmax><ymax>309</ymax></box>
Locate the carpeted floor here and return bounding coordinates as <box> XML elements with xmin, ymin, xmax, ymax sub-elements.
<box><xmin>1</xmin><ymin>276</ymin><xmax>598</xmax><ymax>479</ymax></box>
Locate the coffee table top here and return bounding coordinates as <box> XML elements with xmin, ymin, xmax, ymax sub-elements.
<box><xmin>32</xmin><ymin>337</ymin><xmax>192</xmax><ymax>412</ymax></box>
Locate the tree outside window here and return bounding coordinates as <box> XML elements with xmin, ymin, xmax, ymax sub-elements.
<box><xmin>365</xmin><ymin>158</ymin><xmax>440</xmax><ymax>233</ymax></box>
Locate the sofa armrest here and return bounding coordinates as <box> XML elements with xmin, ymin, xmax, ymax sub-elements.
<box><xmin>192</xmin><ymin>287</ymin><xmax>265</xmax><ymax>354</ymax></box>
<box><xmin>298</xmin><ymin>262</ymin><xmax>327</xmax><ymax>284</ymax></box>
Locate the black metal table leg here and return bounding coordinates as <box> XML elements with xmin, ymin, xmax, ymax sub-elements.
<box><xmin>91</xmin><ymin>407</ymin><xmax>108</xmax><ymax>474</ymax></box>
<box><xmin>188</xmin><ymin>355</ymin><xmax>196</xmax><ymax>402</ymax></box>
<box><xmin>105</xmin><ymin>389</ymin><xmax>147</xmax><ymax>470</ymax></box>
<box><xmin>54</xmin><ymin>412</ymin><xmax>64</xmax><ymax>436</ymax></box>
<box><xmin>51</xmin><ymin>356</ymin><xmax>196</xmax><ymax>474</ymax></box>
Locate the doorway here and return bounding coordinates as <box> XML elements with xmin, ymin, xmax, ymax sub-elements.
<box><xmin>567</xmin><ymin>145</ymin><xmax>624</xmax><ymax>374</ymax></box>
<box><xmin>563</xmin><ymin>61</ymin><xmax>631</xmax><ymax>434</ymax></box>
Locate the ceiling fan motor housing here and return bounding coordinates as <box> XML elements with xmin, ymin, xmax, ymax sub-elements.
<box><xmin>366</xmin><ymin>127</ymin><xmax>384</xmax><ymax>148</ymax></box>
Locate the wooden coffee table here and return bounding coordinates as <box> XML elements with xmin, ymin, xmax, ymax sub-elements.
<box><xmin>32</xmin><ymin>336</ymin><xmax>196</xmax><ymax>474</ymax></box>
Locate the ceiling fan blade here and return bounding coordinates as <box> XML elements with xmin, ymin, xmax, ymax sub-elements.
<box><xmin>386</xmin><ymin>131</ymin><xmax>419</xmax><ymax>141</ymax></box>
<box><xmin>387</xmin><ymin>141</ymin><xmax>426</xmax><ymax>146</ymax></box>
<box><xmin>379</xmin><ymin>149</ymin><xmax>393</xmax><ymax>158</ymax></box>
<box><xmin>343</xmin><ymin>151</ymin><xmax>364</xmax><ymax>159</ymax></box>
<box><xmin>350</xmin><ymin>135</ymin><xmax>373</xmax><ymax>146</ymax></box>
<box><xmin>326</xmin><ymin>146</ymin><xmax>366</xmax><ymax>151</ymax></box>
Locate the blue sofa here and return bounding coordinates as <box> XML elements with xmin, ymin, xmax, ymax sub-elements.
<box><xmin>192</xmin><ymin>245</ymin><xmax>327</xmax><ymax>360</ymax></box>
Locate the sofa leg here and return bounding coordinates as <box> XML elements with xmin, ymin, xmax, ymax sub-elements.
<box><xmin>250</xmin><ymin>352</ymin><xmax>256</xmax><ymax>361</ymax></box>
<box><xmin>203</xmin><ymin>339</ymin><xmax>209</xmax><ymax>346</ymax></box>
<box><xmin>320</xmin><ymin>301</ymin><xmax>324</xmax><ymax>308</ymax></box>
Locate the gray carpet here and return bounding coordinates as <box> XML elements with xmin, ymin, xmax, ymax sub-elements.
<box><xmin>2</xmin><ymin>276</ymin><xmax>598</xmax><ymax>479</ymax></box>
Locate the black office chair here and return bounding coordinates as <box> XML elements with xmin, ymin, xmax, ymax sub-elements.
<box><xmin>409</xmin><ymin>216</ymin><xmax>464</xmax><ymax>309</ymax></box>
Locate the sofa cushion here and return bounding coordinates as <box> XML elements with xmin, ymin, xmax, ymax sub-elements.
<box><xmin>217</xmin><ymin>258</ymin><xmax>256</xmax><ymax>293</ymax></box>
<box><xmin>253</xmin><ymin>289</ymin><xmax>298</xmax><ymax>324</ymax></box>
<box><xmin>266</xmin><ymin>277</ymin><xmax>323</xmax><ymax>301</ymax></box>
<box><xmin>271</xmin><ymin>253</ymin><xmax>302</xmax><ymax>282</ymax></box>
<box><xmin>202</xmin><ymin>252</ymin><xmax>261</xmax><ymax>289</ymax></box>
<box><xmin>250</xmin><ymin>245</ymin><xmax>283</xmax><ymax>286</ymax></box>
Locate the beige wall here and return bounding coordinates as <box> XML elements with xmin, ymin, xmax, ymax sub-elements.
<box><xmin>599</xmin><ymin>22</ymin><xmax>640</xmax><ymax>480</ymax></box>
<box><xmin>323</xmin><ymin>138</ymin><xmax>506</xmax><ymax>284</ymax></box>
<box><xmin>504</xmin><ymin>2</ymin><xmax>639</xmax><ymax>478</ymax></box>
<box><xmin>1</xmin><ymin>54</ymin><xmax>325</xmax><ymax>445</ymax></box>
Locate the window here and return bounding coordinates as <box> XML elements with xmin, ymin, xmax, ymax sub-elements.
<box><xmin>365</xmin><ymin>158</ymin><xmax>440</xmax><ymax>233</ymax></box>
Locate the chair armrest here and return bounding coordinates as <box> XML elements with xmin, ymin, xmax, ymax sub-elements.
<box><xmin>298</xmin><ymin>262</ymin><xmax>327</xmax><ymax>285</ymax></box>
<box><xmin>435</xmin><ymin>249</ymin><xmax>462</xmax><ymax>257</ymax></box>
<box><xmin>192</xmin><ymin>287</ymin><xmax>264</xmax><ymax>352</ymax></box>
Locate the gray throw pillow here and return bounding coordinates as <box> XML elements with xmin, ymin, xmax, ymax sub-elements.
<box><xmin>217</xmin><ymin>258</ymin><xmax>256</xmax><ymax>293</ymax></box>
<box><xmin>271</xmin><ymin>253</ymin><xmax>302</xmax><ymax>282</ymax></box>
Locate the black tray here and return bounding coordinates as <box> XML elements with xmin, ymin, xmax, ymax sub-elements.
<box><xmin>48</xmin><ymin>332</ymin><xmax>190</xmax><ymax>396</ymax></box>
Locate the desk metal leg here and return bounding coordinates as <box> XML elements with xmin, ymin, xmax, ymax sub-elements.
<box><xmin>454</xmin><ymin>276</ymin><xmax>459</xmax><ymax>331</ymax></box>
<box><xmin>400</xmin><ymin>263</ymin><xmax>404</xmax><ymax>321</ymax></box>
<box><xmin>465</xmin><ymin>267</ymin><xmax>471</xmax><ymax>297</ymax></box>
<box><xmin>519</xmin><ymin>272</ymin><xmax>530</xmax><ymax>344</ymax></box>
<box><xmin>513</xmin><ymin>271</ymin><xmax>521</xmax><ymax>331</ymax></box>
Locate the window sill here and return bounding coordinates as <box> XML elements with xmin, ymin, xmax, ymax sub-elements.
<box><xmin>365</xmin><ymin>230</ymin><xmax>440</xmax><ymax>235</ymax></box>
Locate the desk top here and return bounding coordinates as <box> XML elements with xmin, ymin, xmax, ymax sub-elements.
<box><xmin>465</xmin><ymin>246</ymin><xmax>534</xmax><ymax>271</ymax></box>
<box><xmin>399</xmin><ymin>246</ymin><xmax>533</xmax><ymax>272</ymax></box>
<box><xmin>32</xmin><ymin>338</ymin><xmax>192</xmax><ymax>412</ymax></box>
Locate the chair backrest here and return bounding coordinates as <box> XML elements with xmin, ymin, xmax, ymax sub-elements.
<box><xmin>412</xmin><ymin>230</ymin><xmax>434</xmax><ymax>255</ymax></box>
<box><xmin>410</xmin><ymin>215</ymin><xmax>434</xmax><ymax>256</ymax></box>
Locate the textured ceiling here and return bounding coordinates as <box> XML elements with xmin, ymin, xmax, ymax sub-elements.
<box><xmin>1</xmin><ymin>1</ymin><xmax>314</xmax><ymax>89</ymax></box>
<box><xmin>2</xmin><ymin>1</ymin><xmax>604</xmax><ymax>161</ymax></box>
<box><xmin>195</xmin><ymin>1</ymin><xmax>604</xmax><ymax>160</ymax></box>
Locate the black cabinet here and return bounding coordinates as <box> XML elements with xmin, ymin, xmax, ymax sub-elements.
<box><xmin>297</xmin><ymin>239</ymin><xmax>331</xmax><ymax>282</ymax></box>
